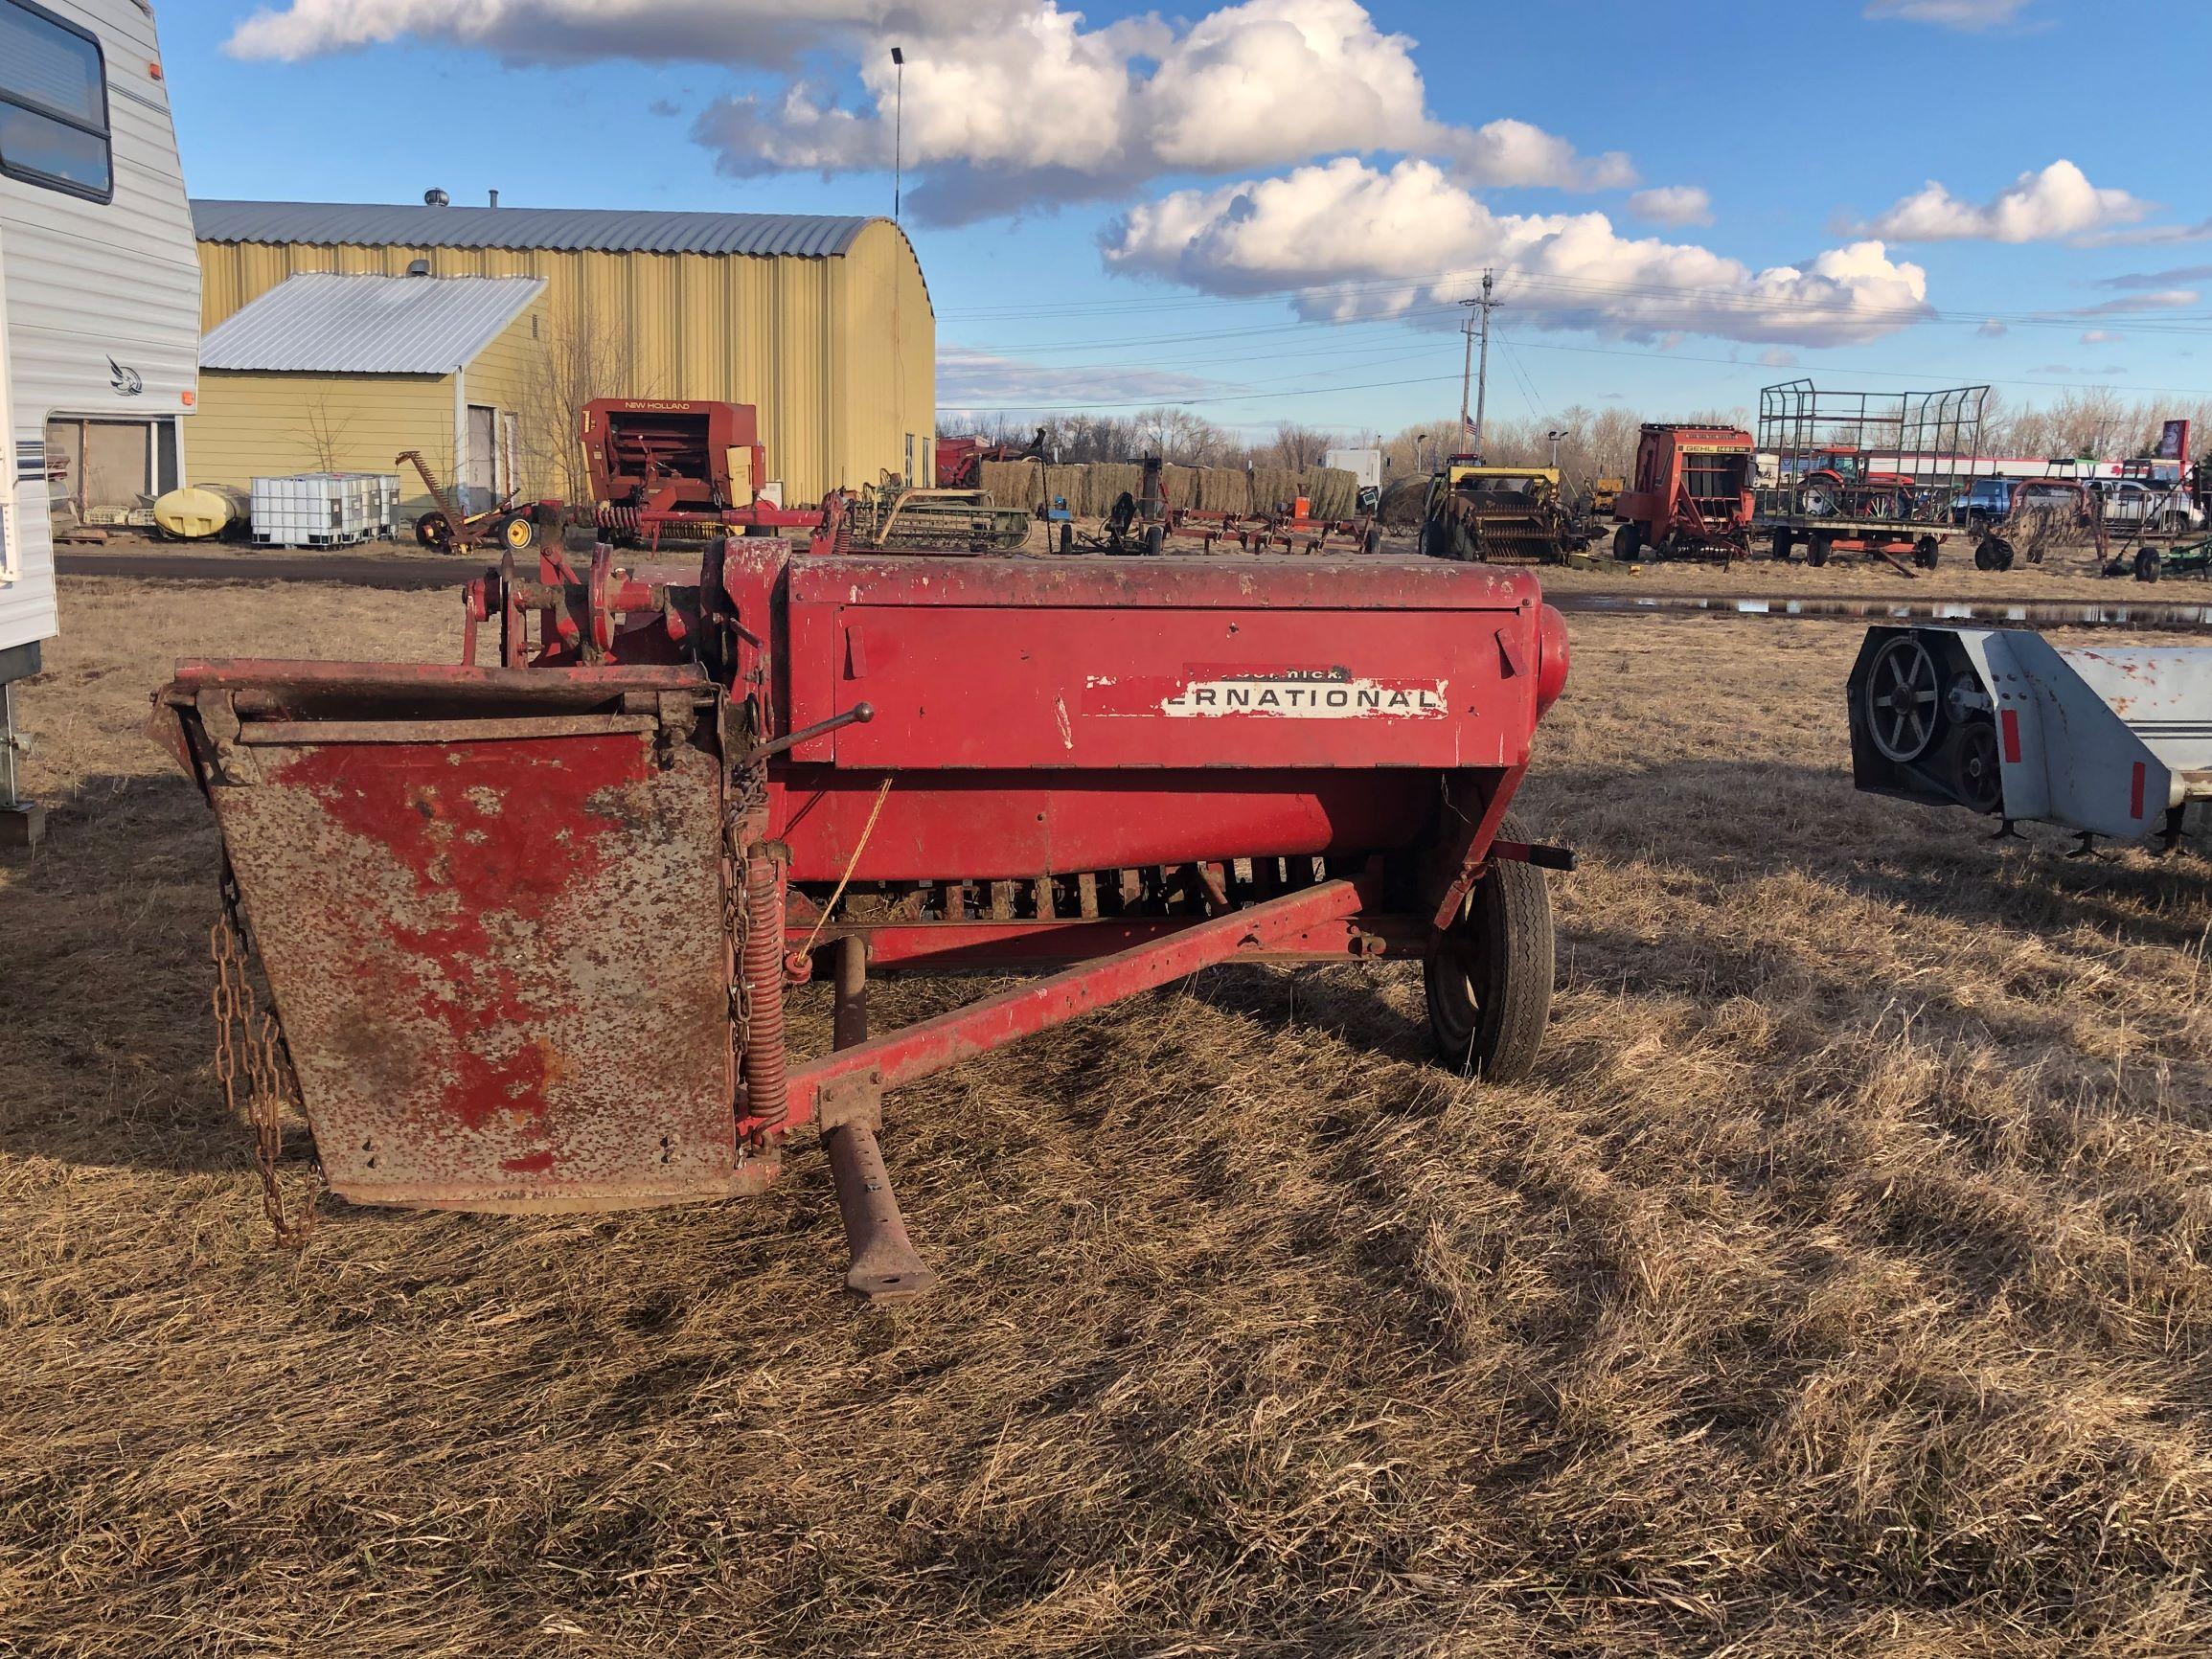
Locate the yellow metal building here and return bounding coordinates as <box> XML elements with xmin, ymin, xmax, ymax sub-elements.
<box><xmin>194</xmin><ymin>272</ymin><xmax>549</xmax><ymax>522</ymax></box>
<box><xmin>192</xmin><ymin>198</ymin><xmax>938</xmax><ymax>505</ymax></box>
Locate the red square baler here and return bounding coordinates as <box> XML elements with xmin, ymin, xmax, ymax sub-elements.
<box><xmin>150</xmin><ymin>541</ymin><xmax>1570</xmax><ymax>1296</ymax></box>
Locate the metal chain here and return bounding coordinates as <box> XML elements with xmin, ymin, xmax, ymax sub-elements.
<box><xmin>209</xmin><ymin>869</ymin><xmax>319</xmax><ymax>1248</ymax></box>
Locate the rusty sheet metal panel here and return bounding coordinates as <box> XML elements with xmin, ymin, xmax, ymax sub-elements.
<box><xmin>207</xmin><ymin>715</ymin><xmax>741</xmax><ymax>1212</ymax></box>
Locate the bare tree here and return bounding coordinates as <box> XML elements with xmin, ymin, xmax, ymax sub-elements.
<box><xmin>522</xmin><ymin>308</ymin><xmax>644</xmax><ymax>506</ymax></box>
<box><xmin>298</xmin><ymin>397</ymin><xmax>353</xmax><ymax>472</ymax></box>
<box><xmin>1132</xmin><ymin>405</ymin><xmax>1237</xmax><ymax>466</ymax></box>
<box><xmin>1262</xmin><ymin>421</ymin><xmax>1336</xmax><ymax>470</ymax></box>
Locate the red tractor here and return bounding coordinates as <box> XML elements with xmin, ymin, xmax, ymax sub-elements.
<box><xmin>1611</xmin><ymin>423</ymin><xmax>1756</xmax><ymax>563</ymax></box>
<box><xmin>1795</xmin><ymin>449</ymin><xmax>1918</xmax><ymax>519</ymax></box>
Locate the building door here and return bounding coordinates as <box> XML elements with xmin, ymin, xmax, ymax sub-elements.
<box><xmin>465</xmin><ymin>404</ymin><xmax>496</xmax><ymax>511</ymax></box>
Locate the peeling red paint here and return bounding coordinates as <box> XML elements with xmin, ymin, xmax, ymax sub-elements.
<box><xmin>273</xmin><ymin>737</ymin><xmax>643</xmax><ymax>1131</ymax></box>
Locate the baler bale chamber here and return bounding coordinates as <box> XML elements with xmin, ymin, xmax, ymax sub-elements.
<box><xmin>148</xmin><ymin>541</ymin><xmax>1570</xmax><ymax>1298</ymax></box>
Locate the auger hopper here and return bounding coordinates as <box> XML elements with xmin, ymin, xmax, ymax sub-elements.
<box><xmin>150</xmin><ymin>541</ymin><xmax>1570</xmax><ymax>1296</ymax></box>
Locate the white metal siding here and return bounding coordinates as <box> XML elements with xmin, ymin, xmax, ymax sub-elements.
<box><xmin>2</xmin><ymin>0</ymin><xmax>200</xmax><ymax>655</ymax></box>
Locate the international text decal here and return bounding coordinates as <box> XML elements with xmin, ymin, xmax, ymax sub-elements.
<box><xmin>1161</xmin><ymin>667</ymin><xmax>1447</xmax><ymax>718</ymax></box>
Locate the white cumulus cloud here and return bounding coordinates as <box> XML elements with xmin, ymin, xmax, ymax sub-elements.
<box><xmin>229</xmin><ymin>0</ymin><xmax>1639</xmax><ymax>226</ymax></box>
<box><xmin>1101</xmin><ymin>159</ymin><xmax>1929</xmax><ymax>348</ymax></box>
<box><xmin>1855</xmin><ymin>160</ymin><xmax>2151</xmax><ymax>243</ymax></box>
<box><xmin>1626</xmin><ymin>185</ymin><xmax>1712</xmax><ymax>227</ymax></box>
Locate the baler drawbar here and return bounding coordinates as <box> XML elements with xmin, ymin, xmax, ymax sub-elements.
<box><xmin>148</xmin><ymin>536</ymin><xmax>1570</xmax><ymax>1298</ymax></box>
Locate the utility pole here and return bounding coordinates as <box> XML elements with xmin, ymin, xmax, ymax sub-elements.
<box><xmin>1455</xmin><ymin>269</ymin><xmax>1498</xmax><ymax>457</ymax></box>
<box><xmin>891</xmin><ymin>46</ymin><xmax>905</xmax><ymax>224</ymax></box>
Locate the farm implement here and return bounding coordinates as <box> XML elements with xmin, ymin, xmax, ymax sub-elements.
<box><xmin>1610</xmin><ymin>424</ymin><xmax>1755</xmax><ymax>564</ymax></box>
<box><xmin>1757</xmin><ymin>380</ymin><xmax>1986</xmax><ymax>575</ymax></box>
<box><xmin>397</xmin><ymin>448</ymin><xmax>553</xmax><ymax>555</ymax></box>
<box><xmin>1093</xmin><ymin>456</ymin><xmax>1379</xmax><ymax>556</ymax></box>
<box><xmin>2122</xmin><ymin>534</ymin><xmax>2212</xmax><ymax>582</ymax></box>
<box><xmin>1421</xmin><ymin>458</ymin><xmax>1590</xmax><ymax>565</ymax></box>
<box><xmin>1850</xmin><ymin>625</ymin><xmax>2212</xmax><ymax>849</ymax></box>
<box><xmin>148</xmin><ymin>536</ymin><xmax>1570</xmax><ymax>1297</ymax></box>
<box><xmin>582</xmin><ymin>398</ymin><xmax>1030</xmax><ymax>553</ymax></box>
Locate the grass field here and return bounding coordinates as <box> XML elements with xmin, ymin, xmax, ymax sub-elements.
<box><xmin>3</xmin><ymin>578</ymin><xmax>2210</xmax><ymax>1657</ymax></box>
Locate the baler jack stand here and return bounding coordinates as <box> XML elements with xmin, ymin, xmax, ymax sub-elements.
<box><xmin>824</xmin><ymin>936</ymin><xmax>936</xmax><ymax>1304</ymax></box>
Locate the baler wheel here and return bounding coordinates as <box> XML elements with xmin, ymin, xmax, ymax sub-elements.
<box><xmin>1425</xmin><ymin>814</ymin><xmax>1555</xmax><ymax>1082</ymax></box>
<box><xmin>1612</xmin><ymin>523</ymin><xmax>1641</xmax><ymax>561</ymax></box>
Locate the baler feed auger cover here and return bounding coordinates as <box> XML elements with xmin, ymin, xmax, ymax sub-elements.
<box><xmin>152</xmin><ymin>542</ymin><xmax>1571</xmax><ymax>1294</ymax></box>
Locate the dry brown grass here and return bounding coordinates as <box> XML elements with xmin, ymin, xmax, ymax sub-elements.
<box><xmin>3</xmin><ymin>578</ymin><xmax>2211</xmax><ymax>1657</ymax></box>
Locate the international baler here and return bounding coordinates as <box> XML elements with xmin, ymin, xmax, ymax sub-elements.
<box><xmin>148</xmin><ymin>539</ymin><xmax>1571</xmax><ymax>1298</ymax></box>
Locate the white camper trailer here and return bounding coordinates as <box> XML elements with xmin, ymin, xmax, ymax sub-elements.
<box><xmin>1</xmin><ymin>0</ymin><xmax>199</xmax><ymax>841</ymax></box>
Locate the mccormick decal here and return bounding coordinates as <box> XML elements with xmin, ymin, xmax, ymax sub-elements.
<box><xmin>1154</xmin><ymin>665</ymin><xmax>1447</xmax><ymax>718</ymax></box>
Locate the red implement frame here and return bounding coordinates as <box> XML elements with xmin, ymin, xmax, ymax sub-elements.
<box><xmin>150</xmin><ymin>537</ymin><xmax>1569</xmax><ymax>1297</ymax></box>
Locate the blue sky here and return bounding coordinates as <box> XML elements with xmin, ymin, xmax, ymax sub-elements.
<box><xmin>162</xmin><ymin>0</ymin><xmax>2212</xmax><ymax>439</ymax></box>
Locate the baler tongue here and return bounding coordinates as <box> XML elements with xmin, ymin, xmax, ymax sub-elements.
<box><xmin>150</xmin><ymin>660</ymin><xmax>758</xmax><ymax>1214</ymax></box>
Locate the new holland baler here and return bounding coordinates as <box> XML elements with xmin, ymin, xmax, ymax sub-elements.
<box><xmin>149</xmin><ymin>540</ymin><xmax>1570</xmax><ymax>1298</ymax></box>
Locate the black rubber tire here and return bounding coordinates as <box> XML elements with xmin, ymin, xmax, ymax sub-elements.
<box><xmin>1915</xmin><ymin>535</ymin><xmax>1940</xmax><ymax>571</ymax></box>
<box><xmin>1425</xmin><ymin>813</ymin><xmax>1555</xmax><ymax>1082</ymax></box>
<box><xmin>1973</xmin><ymin>539</ymin><xmax>1995</xmax><ymax>571</ymax></box>
<box><xmin>1362</xmin><ymin>526</ymin><xmax>1381</xmax><ymax>556</ymax></box>
<box><xmin>1806</xmin><ymin>535</ymin><xmax>1830</xmax><ymax>568</ymax></box>
<box><xmin>1769</xmin><ymin>531</ymin><xmax>1791</xmax><ymax>562</ymax></box>
<box><xmin>1059</xmin><ymin>521</ymin><xmax>1074</xmax><ymax>554</ymax></box>
<box><xmin>415</xmin><ymin>511</ymin><xmax>453</xmax><ymax>552</ymax></box>
<box><xmin>1612</xmin><ymin>523</ymin><xmax>1641</xmax><ymax>561</ymax></box>
<box><xmin>498</xmin><ymin>512</ymin><xmax>537</xmax><ymax>552</ymax></box>
<box><xmin>1991</xmin><ymin>538</ymin><xmax>2016</xmax><ymax>573</ymax></box>
<box><xmin>1142</xmin><ymin>523</ymin><xmax>1164</xmax><ymax>557</ymax></box>
<box><xmin>2137</xmin><ymin>548</ymin><xmax>2163</xmax><ymax>583</ymax></box>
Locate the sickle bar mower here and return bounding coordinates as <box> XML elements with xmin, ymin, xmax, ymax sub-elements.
<box><xmin>148</xmin><ymin>540</ymin><xmax>1570</xmax><ymax>1298</ymax></box>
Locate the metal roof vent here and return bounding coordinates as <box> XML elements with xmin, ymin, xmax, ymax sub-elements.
<box><xmin>422</xmin><ymin>188</ymin><xmax>449</xmax><ymax>207</ymax></box>
<box><xmin>404</xmin><ymin>258</ymin><xmax>431</xmax><ymax>276</ymax></box>
<box><xmin>489</xmin><ymin>189</ymin><xmax>499</xmax><ymax>208</ymax></box>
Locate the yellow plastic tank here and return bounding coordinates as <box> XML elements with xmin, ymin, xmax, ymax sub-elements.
<box><xmin>153</xmin><ymin>485</ymin><xmax>249</xmax><ymax>540</ymax></box>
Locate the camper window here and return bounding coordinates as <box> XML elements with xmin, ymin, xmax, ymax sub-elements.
<box><xmin>0</xmin><ymin>0</ymin><xmax>111</xmax><ymax>201</ymax></box>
